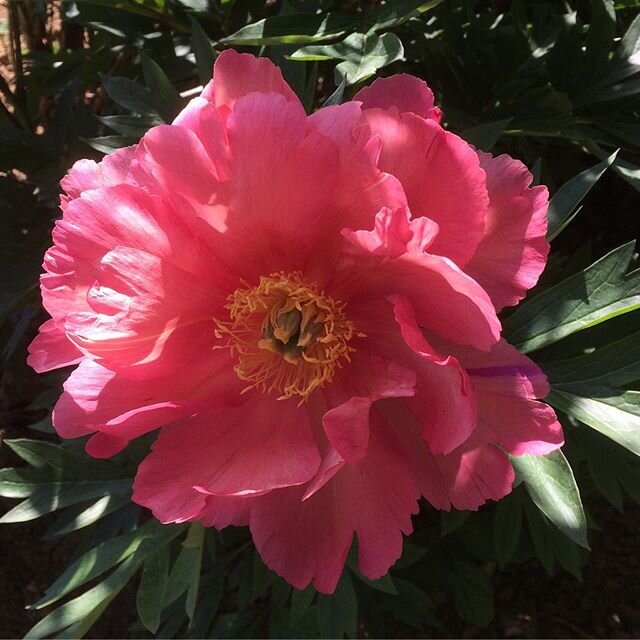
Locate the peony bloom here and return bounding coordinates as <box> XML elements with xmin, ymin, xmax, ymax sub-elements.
<box><xmin>28</xmin><ymin>50</ymin><xmax>563</xmax><ymax>593</ymax></box>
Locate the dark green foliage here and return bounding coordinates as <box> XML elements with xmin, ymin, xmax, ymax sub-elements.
<box><xmin>0</xmin><ymin>0</ymin><xmax>639</xmax><ymax>638</ymax></box>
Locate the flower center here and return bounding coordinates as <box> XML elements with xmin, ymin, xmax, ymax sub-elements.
<box><xmin>214</xmin><ymin>272</ymin><xmax>359</xmax><ymax>402</ymax></box>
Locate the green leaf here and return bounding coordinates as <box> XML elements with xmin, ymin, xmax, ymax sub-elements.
<box><xmin>292</xmin><ymin>32</ymin><xmax>404</xmax><ymax>85</ymax></box>
<box><xmin>141</xmin><ymin>54</ymin><xmax>182</xmax><ymax>122</ymax></box>
<box><xmin>221</xmin><ymin>12</ymin><xmax>355</xmax><ymax>46</ymax></box>
<box><xmin>493</xmin><ymin>491</ymin><xmax>523</xmax><ymax>566</ymax></box>
<box><xmin>318</xmin><ymin>571</ymin><xmax>358</xmax><ymax>639</ymax></box>
<box><xmin>82</xmin><ymin>135</ymin><xmax>138</xmax><ymax>154</ymax></box>
<box><xmin>351</xmin><ymin>568</ymin><xmax>398</xmax><ymax>595</ymax></box>
<box><xmin>164</xmin><ymin>522</ymin><xmax>205</xmax><ymax>622</ymax></box>
<box><xmin>512</xmin><ymin>450</ymin><xmax>589</xmax><ymax>549</ymax></box>
<box><xmin>291</xmin><ymin>585</ymin><xmax>316</xmax><ymax>623</ymax></box>
<box><xmin>45</xmin><ymin>493</ymin><xmax>132</xmax><ymax>538</ymax></box>
<box><xmin>0</xmin><ymin>468</ymin><xmax>55</xmax><ymax>498</ymax></box>
<box><xmin>137</xmin><ymin>543</ymin><xmax>170</xmax><ymax>633</ymax></box>
<box><xmin>100</xmin><ymin>73</ymin><xmax>159</xmax><ymax>116</ymax></box>
<box><xmin>4</xmin><ymin>439</ymin><xmax>118</xmax><ymax>478</ymax></box>
<box><xmin>548</xmin><ymin>389</ymin><xmax>640</xmax><ymax>457</ymax></box>
<box><xmin>546</xmin><ymin>151</ymin><xmax>618</xmax><ymax>241</ymax></box>
<box><xmin>334</xmin><ymin>32</ymin><xmax>404</xmax><ymax>85</ymax></box>
<box><xmin>441</xmin><ymin>508</ymin><xmax>469</xmax><ymax>536</ymax></box>
<box><xmin>33</xmin><ymin>520</ymin><xmax>182</xmax><ymax>609</ymax></box>
<box><xmin>451</xmin><ymin>560</ymin><xmax>494</xmax><ymax>627</ymax></box>
<box><xmin>323</xmin><ymin>76</ymin><xmax>347</xmax><ymax>106</ymax></box>
<box><xmin>460</xmin><ymin>118</ymin><xmax>512</xmax><ymax>152</ymax></box>
<box><xmin>97</xmin><ymin>114</ymin><xmax>162</xmax><ymax>136</ymax></box>
<box><xmin>0</xmin><ymin>479</ymin><xmax>132</xmax><ymax>523</ymax></box>
<box><xmin>503</xmin><ymin>243</ymin><xmax>640</xmax><ymax>353</ymax></box>
<box><xmin>190</xmin><ymin>17</ymin><xmax>217</xmax><ymax>85</ymax></box>
<box><xmin>25</xmin><ymin>555</ymin><xmax>142</xmax><ymax>640</ymax></box>
<box><xmin>545</xmin><ymin>330</ymin><xmax>640</xmax><ymax>389</ymax></box>
<box><xmin>362</xmin><ymin>0</ymin><xmax>445</xmax><ymax>32</ymax></box>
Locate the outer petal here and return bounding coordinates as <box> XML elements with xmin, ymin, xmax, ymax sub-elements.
<box><xmin>52</xmin><ymin>349</ymin><xmax>239</xmax><ymax>444</ymax></box>
<box><xmin>464</xmin><ymin>152</ymin><xmax>550</xmax><ymax>310</ymax></box>
<box><xmin>132</xmin><ymin>396</ymin><xmax>321</xmax><ymax>522</ymax></box>
<box><xmin>419</xmin><ymin>432</ymin><xmax>515</xmax><ymax>511</ymax></box>
<box><xmin>249</xmin><ymin>415</ymin><xmax>420</xmax><ymax>593</ymax></box>
<box><xmin>60</xmin><ymin>145</ymin><xmax>137</xmax><ymax>201</ymax></box>
<box><xmin>354</xmin><ymin>74</ymin><xmax>441</xmax><ymax>121</ymax></box>
<box><xmin>202</xmin><ymin>49</ymin><xmax>299</xmax><ymax>114</ymax></box>
<box><xmin>199</xmin><ymin>495</ymin><xmax>253</xmax><ymax>529</ymax></box>
<box><xmin>359</xmin><ymin>110</ymin><xmax>488</xmax><ymax>266</ymax></box>
<box><xmin>64</xmin><ymin>247</ymin><xmax>216</xmax><ymax>368</ymax></box>
<box><xmin>27</xmin><ymin>319</ymin><xmax>82</xmax><ymax>373</ymax></box>
<box><xmin>457</xmin><ymin>339</ymin><xmax>564</xmax><ymax>456</ymax></box>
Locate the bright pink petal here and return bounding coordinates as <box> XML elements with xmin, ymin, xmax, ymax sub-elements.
<box><xmin>341</xmin><ymin>208</ymin><xmax>501</xmax><ymax>350</ymax></box>
<box><xmin>64</xmin><ymin>247</ymin><xmax>216</xmax><ymax>368</ymax></box>
<box><xmin>359</xmin><ymin>110</ymin><xmax>488</xmax><ymax>266</ymax></box>
<box><xmin>355</xmin><ymin>74</ymin><xmax>441</xmax><ymax>121</ymax></box>
<box><xmin>202</xmin><ymin>50</ymin><xmax>299</xmax><ymax>114</ymax></box>
<box><xmin>27</xmin><ymin>320</ymin><xmax>82</xmax><ymax>373</ymax></box>
<box><xmin>132</xmin><ymin>396</ymin><xmax>320</xmax><ymax>523</ymax></box>
<box><xmin>250</xmin><ymin>415</ymin><xmax>420</xmax><ymax>593</ymax></box>
<box><xmin>465</xmin><ymin>152</ymin><xmax>550</xmax><ymax>310</ymax></box>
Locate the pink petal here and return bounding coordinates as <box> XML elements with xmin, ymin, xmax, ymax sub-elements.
<box><xmin>419</xmin><ymin>432</ymin><xmax>515</xmax><ymax>511</ymax></box>
<box><xmin>202</xmin><ymin>50</ymin><xmax>299</xmax><ymax>115</ymax></box>
<box><xmin>132</xmin><ymin>396</ymin><xmax>320</xmax><ymax>524</ymax></box>
<box><xmin>359</xmin><ymin>110</ymin><xmax>488</xmax><ymax>266</ymax></box>
<box><xmin>461</xmin><ymin>340</ymin><xmax>564</xmax><ymax>456</ymax></box>
<box><xmin>341</xmin><ymin>208</ymin><xmax>501</xmax><ymax>350</ymax></box>
<box><xmin>465</xmin><ymin>152</ymin><xmax>550</xmax><ymax>310</ymax></box>
<box><xmin>60</xmin><ymin>145</ymin><xmax>137</xmax><ymax>201</ymax></box>
<box><xmin>250</xmin><ymin>415</ymin><xmax>420</xmax><ymax>593</ymax></box>
<box><xmin>64</xmin><ymin>246</ymin><xmax>217</xmax><ymax>369</ymax></box>
<box><xmin>323</xmin><ymin>353</ymin><xmax>415</xmax><ymax>464</ymax></box>
<box><xmin>27</xmin><ymin>320</ymin><xmax>82</xmax><ymax>373</ymax></box>
<box><xmin>355</xmin><ymin>74</ymin><xmax>441</xmax><ymax>121</ymax></box>
<box><xmin>392</xmin><ymin>296</ymin><xmax>477</xmax><ymax>454</ymax></box>
<box><xmin>199</xmin><ymin>495</ymin><xmax>253</xmax><ymax>529</ymax></box>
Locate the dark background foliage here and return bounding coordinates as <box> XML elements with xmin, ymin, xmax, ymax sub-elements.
<box><xmin>1</xmin><ymin>0</ymin><xmax>639</xmax><ymax>638</ymax></box>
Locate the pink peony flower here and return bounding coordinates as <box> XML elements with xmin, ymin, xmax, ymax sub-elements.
<box><xmin>28</xmin><ymin>50</ymin><xmax>563</xmax><ymax>593</ymax></box>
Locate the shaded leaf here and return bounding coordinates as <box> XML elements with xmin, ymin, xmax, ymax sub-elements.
<box><xmin>190</xmin><ymin>17</ymin><xmax>217</xmax><ymax>85</ymax></box>
<box><xmin>547</xmin><ymin>150</ymin><xmax>618</xmax><ymax>241</ymax></box>
<box><xmin>100</xmin><ymin>74</ymin><xmax>159</xmax><ymax>116</ymax></box>
<box><xmin>318</xmin><ymin>571</ymin><xmax>357</xmax><ymax>639</ymax></box>
<box><xmin>460</xmin><ymin>118</ymin><xmax>512</xmax><ymax>152</ymax></box>
<box><xmin>137</xmin><ymin>544</ymin><xmax>170</xmax><ymax>633</ymax></box>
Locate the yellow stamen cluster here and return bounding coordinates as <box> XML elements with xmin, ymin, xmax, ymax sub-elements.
<box><xmin>214</xmin><ymin>272</ymin><xmax>359</xmax><ymax>402</ymax></box>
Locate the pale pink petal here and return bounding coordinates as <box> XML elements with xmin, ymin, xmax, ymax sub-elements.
<box><xmin>60</xmin><ymin>145</ymin><xmax>137</xmax><ymax>201</ymax></box>
<box><xmin>459</xmin><ymin>340</ymin><xmax>563</xmax><ymax>456</ymax></box>
<box><xmin>27</xmin><ymin>319</ymin><xmax>82</xmax><ymax>373</ymax></box>
<box><xmin>355</xmin><ymin>74</ymin><xmax>441</xmax><ymax>121</ymax></box>
<box><xmin>250</xmin><ymin>416</ymin><xmax>420</xmax><ymax>593</ymax></box>
<box><xmin>173</xmin><ymin>96</ymin><xmax>230</xmax><ymax>180</ymax></box>
<box><xmin>465</xmin><ymin>152</ymin><xmax>550</xmax><ymax>310</ymax></box>
<box><xmin>359</xmin><ymin>110</ymin><xmax>488</xmax><ymax>266</ymax></box>
<box><xmin>202</xmin><ymin>49</ymin><xmax>298</xmax><ymax>114</ymax></box>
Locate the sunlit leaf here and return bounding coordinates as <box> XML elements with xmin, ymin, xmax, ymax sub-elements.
<box><xmin>512</xmin><ymin>450</ymin><xmax>589</xmax><ymax>548</ymax></box>
<box><xmin>504</xmin><ymin>243</ymin><xmax>640</xmax><ymax>353</ymax></box>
